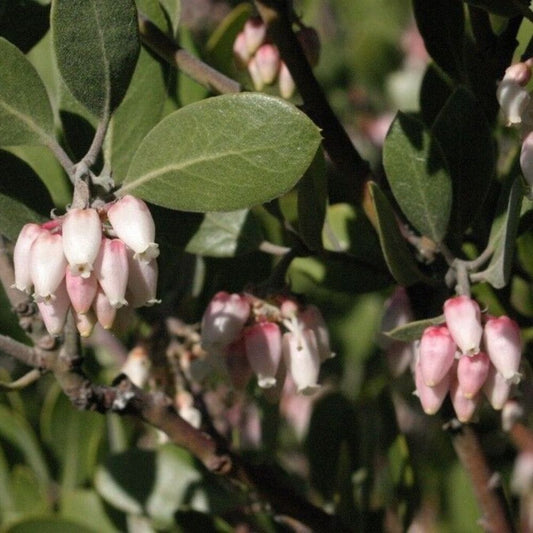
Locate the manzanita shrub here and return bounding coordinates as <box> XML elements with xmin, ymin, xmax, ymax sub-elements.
<box><xmin>0</xmin><ymin>0</ymin><xmax>532</xmax><ymax>531</ymax></box>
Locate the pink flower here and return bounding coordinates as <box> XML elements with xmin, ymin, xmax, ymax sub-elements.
<box><xmin>255</xmin><ymin>44</ymin><xmax>280</xmax><ymax>85</ymax></box>
<box><xmin>443</xmin><ymin>296</ymin><xmax>482</xmax><ymax>355</ymax></box>
<box><xmin>30</xmin><ymin>231</ymin><xmax>67</xmax><ymax>302</ymax></box>
<box><xmin>224</xmin><ymin>339</ymin><xmax>253</xmax><ymax>391</ymax></box>
<box><xmin>298</xmin><ymin>305</ymin><xmax>333</xmax><ymax>362</ymax></box>
<box><xmin>37</xmin><ymin>280</ymin><xmax>70</xmax><ymax>335</ymax></box>
<box><xmin>419</xmin><ymin>326</ymin><xmax>456</xmax><ymax>386</ymax></box>
<box><xmin>520</xmin><ymin>131</ymin><xmax>533</xmax><ymax>188</ymax></box>
<box><xmin>126</xmin><ymin>250</ymin><xmax>159</xmax><ymax>308</ymax></box>
<box><xmin>12</xmin><ymin>223</ymin><xmax>46</xmax><ymax>293</ymax></box>
<box><xmin>74</xmin><ymin>309</ymin><xmax>96</xmax><ymax>338</ymax></box>
<box><xmin>457</xmin><ymin>351</ymin><xmax>490</xmax><ymax>399</ymax></box>
<box><xmin>94</xmin><ymin>238</ymin><xmax>129</xmax><ymax>309</ymax></box>
<box><xmin>414</xmin><ymin>360</ymin><xmax>450</xmax><ymax>415</ymax></box>
<box><xmin>243</xmin><ymin>17</ymin><xmax>266</xmax><ymax>55</ymax></box>
<box><xmin>483</xmin><ymin>365</ymin><xmax>512</xmax><ymax>410</ymax></box>
<box><xmin>233</xmin><ymin>31</ymin><xmax>250</xmax><ymax>68</ymax></box>
<box><xmin>483</xmin><ymin>316</ymin><xmax>522</xmax><ymax>384</ymax></box>
<box><xmin>62</xmin><ymin>208</ymin><xmax>102</xmax><ymax>278</ymax></box>
<box><xmin>244</xmin><ymin>321</ymin><xmax>282</xmax><ymax>388</ymax></box>
<box><xmin>93</xmin><ymin>286</ymin><xmax>116</xmax><ymax>330</ymax></box>
<box><xmin>282</xmin><ymin>328</ymin><xmax>321</xmax><ymax>394</ymax></box>
<box><xmin>497</xmin><ymin>77</ymin><xmax>530</xmax><ymax>125</ymax></box>
<box><xmin>247</xmin><ymin>56</ymin><xmax>264</xmax><ymax>91</ymax></box>
<box><xmin>65</xmin><ymin>267</ymin><xmax>97</xmax><ymax>314</ymax></box>
<box><xmin>201</xmin><ymin>291</ymin><xmax>250</xmax><ymax>349</ymax></box>
<box><xmin>450</xmin><ymin>374</ymin><xmax>480</xmax><ymax>423</ymax></box>
<box><xmin>107</xmin><ymin>195</ymin><xmax>159</xmax><ymax>262</ymax></box>
<box><xmin>278</xmin><ymin>62</ymin><xmax>295</xmax><ymax>99</ymax></box>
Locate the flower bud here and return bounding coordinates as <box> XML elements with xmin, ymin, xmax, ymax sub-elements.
<box><xmin>12</xmin><ymin>223</ymin><xmax>46</xmax><ymax>293</ymax></box>
<box><xmin>121</xmin><ymin>346</ymin><xmax>151</xmax><ymax>387</ymax></box>
<box><xmin>457</xmin><ymin>351</ymin><xmax>490</xmax><ymax>398</ymax></box>
<box><xmin>243</xmin><ymin>17</ymin><xmax>266</xmax><ymax>55</ymax></box>
<box><xmin>496</xmin><ymin>78</ymin><xmax>530</xmax><ymax>125</ymax></box>
<box><xmin>74</xmin><ymin>309</ymin><xmax>96</xmax><ymax>338</ymax></box>
<box><xmin>419</xmin><ymin>326</ymin><xmax>456</xmax><ymax>387</ymax></box>
<box><xmin>224</xmin><ymin>338</ymin><xmax>253</xmax><ymax>391</ymax></box>
<box><xmin>37</xmin><ymin>280</ymin><xmax>70</xmax><ymax>335</ymax></box>
<box><xmin>450</xmin><ymin>374</ymin><xmax>480</xmax><ymax>423</ymax></box>
<box><xmin>244</xmin><ymin>321</ymin><xmax>282</xmax><ymax>388</ymax></box>
<box><xmin>255</xmin><ymin>44</ymin><xmax>280</xmax><ymax>85</ymax></box>
<box><xmin>414</xmin><ymin>360</ymin><xmax>450</xmax><ymax>415</ymax></box>
<box><xmin>62</xmin><ymin>208</ymin><xmax>102</xmax><ymax>278</ymax></box>
<box><xmin>93</xmin><ymin>287</ymin><xmax>116</xmax><ymax>330</ymax></box>
<box><xmin>504</xmin><ymin>62</ymin><xmax>532</xmax><ymax>87</ymax></box>
<box><xmin>282</xmin><ymin>329</ymin><xmax>321</xmax><ymax>394</ymax></box>
<box><xmin>483</xmin><ymin>365</ymin><xmax>511</xmax><ymax>410</ymax></box>
<box><xmin>299</xmin><ymin>305</ymin><xmax>334</xmax><ymax>362</ymax></box>
<box><xmin>483</xmin><ymin>316</ymin><xmax>522</xmax><ymax>384</ymax></box>
<box><xmin>247</xmin><ymin>56</ymin><xmax>264</xmax><ymax>91</ymax></box>
<box><xmin>201</xmin><ymin>291</ymin><xmax>250</xmax><ymax>349</ymax></box>
<box><xmin>126</xmin><ymin>251</ymin><xmax>159</xmax><ymax>308</ymax></box>
<box><xmin>510</xmin><ymin>452</ymin><xmax>533</xmax><ymax>495</ymax></box>
<box><xmin>65</xmin><ymin>267</ymin><xmax>97</xmax><ymax>314</ymax></box>
<box><xmin>443</xmin><ymin>296</ymin><xmax>482</xmax><ymax>355</ymax></box>
<box><xmin>30</xmin><ymin>231</ymin><xmax>67</xmax><ymax>302</ymax></box>
<box><xmin>278</xmin><ymin>62</ymin><xmax>296</xmax><ymax>99</ymax></box>
<box><xmin>233</xmin><ymin>31</ymin><xmax>250</xmax><ymax>69</ymax></box>
<box><xmin>95</xmin><ymin>238</ymin><xmax>129</xmax><ymax>309</ymax></box>
<box><xmin>107</xmin><ymin>195</ymin><xmax>159</xmax><ymax>262</ymax></box>
<box><xmin>520</xmin><ymin>130</ymin><xmax>533</xmax><ymax>188</ymax></box>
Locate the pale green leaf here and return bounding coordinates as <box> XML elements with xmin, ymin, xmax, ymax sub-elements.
<box><xmin>120</xmin><ymin>93</ymin><xmax>322</xmax><ymax>212</ymax></box>
<box><xmin>0</xmin><ymin>193</ymin><xmax>46</xmax><ymax>241</ymax></box>
<box><xmin>384</xmin><ymin>314</ymin><xmax>445</xmax><ymax>342</ymax></box>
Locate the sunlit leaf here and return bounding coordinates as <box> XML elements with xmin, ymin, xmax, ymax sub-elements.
<box><xmin>51</xmin><ymin>0</ymin><xmax>140</xmax><ymax>118</ymax></box>
<box><xmin>4</xmin><ymin>517</ymin><xmax>95</xmax><ymax>533</ymax></box>
<box><xmin>61</xmin><ymin>489</ymin><xmax>117</xmax><ymax>533</ymax></box>
<box><xmin>120</xmin><ymin>93</ymin><xmax>321</xmax><ymax>212</ymax></box>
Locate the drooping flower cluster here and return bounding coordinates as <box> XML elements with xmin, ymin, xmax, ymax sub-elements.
<box><xmin>496</xmin><ymin>58</ymin><xmax>533</xmax><ymax>192</ymax></box>
<box><xmin>201</xmin><ymin>291</ymin><xmax>333</xmax><ymax>394</ymax></box>
<box><xmin>233</xmin><ymin>17</ymin><xmax>320</xmax><ymax>99</ymax></box>
<box><xmin>12</xmin><ymin>195</ymin><xmax>160</xmax><ymax>336</ymax></box>
<box><xmin>415</xmin><ymin>295</ymin><xmax>523</xmax><ymax>422</ymax></box>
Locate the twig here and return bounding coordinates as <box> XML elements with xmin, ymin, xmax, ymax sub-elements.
<box><xmin>0</xmin><ymin>369</ymin><xmax>42</xmax><ymax>391</ymax></box>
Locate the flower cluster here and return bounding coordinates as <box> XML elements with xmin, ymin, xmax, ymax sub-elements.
<box><xmin>12</xmin><ymin>195</ymin><xmax>160</xmax><ymax>337</ymax></box>
<box><xmin>201</xmin><ymin>291</ymin><xmax>333</xmax><ymax>394</ymax></box>
<box><xmin>496</xmin><ymin>59</ymin><xmax>533</xmax><ymax>192</ymax></box>
<box><xmin>415</xmin><ymin>295</ymin><xmax>522</xmax><ymax>422</ymax></box>
<box><xmin>233</xmin><ymin>17</ymin><xmax>320</xmax><ymax>99</ymax></box>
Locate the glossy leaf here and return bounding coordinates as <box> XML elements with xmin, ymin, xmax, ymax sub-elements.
<box><xmin>0</xmin><ymin>37</ymin><xmax>55</xmax><ymax>146</ymax></box>
<box><xmin>383</xmin><ymin>314</ymin><xmax>446</xmax><ymax>342</ymax></box>
<box><xmin>413</xmin><ymin>0</ymin><xmax>465</xmax><ymax>82</ymax></box>
<box><xmin>120</xmin><ymin>93</ymin><xmax>322</xmax><ymax>212</ymax></box>
<box><xmin>367</xmin><ymin>182</ymin><xmax>432</xmax><ymax>286</ymax></box>
<box><xmin>51</xmin><ymin>0</ymin><xmax>140</xmax><ymax>118</ymax></box>
<box><xmin>184</xmin><ymin>210</ymin><xmax>264</xmax><ymax>257</ymax></box>
<box><xmin>383</xmin><ymin>112</ymin><xmax>451</xmax><ymax>243</ymax></box>
<box><xmin>476</xmin><ymin>176</ymin><xmax>523</xmax><ymax>289</ymax></box>
<box><xmin>432</xmin><ymin>87</ymin><xmax>494</xmax><ymax>235</ymax></box>
<box><xmin>298</xmin><ymin>148</ymin><xmax>327</xmax><ymax>251</ymax></box>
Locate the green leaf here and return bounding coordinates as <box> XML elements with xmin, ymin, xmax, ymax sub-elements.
<box><xmin>383</xmin><ymin>112</ymin><xmax>452</xmax><ymax>243</ymax></box>
<box><xmin>419</xmin><ymin>63</ymin><xmax>453</xmax><ymax>127</ymax></box>
<box><xmin>384</xmin><ymin>314</ymin><xmax>446</xmax><ymax>342</ymax></box>
<box><xmin>8</xmin><ymin>466</ymin><xmax>50</xmax><ymax>520</ymax></box>
<box><xmin>0</xmin><ymin>193</ymin><xmax>47</xmax><ymax>241</ymax></box>
<box><xmin>185</xmin><ymin>210</ymin><xmax>264</xmax><ymax>257</ymax></box>
<box><xmin>298</xmin><ymin>148</ymin><xmax>327</xmax><ymax>251</ymax></box>
<box><xmin>464</xmin><ymin>0</ymin><xmax>532</xmax><ymax>18</ymax></box>
<box><xmin>105</xmin><ymin>46</ymin><xmax>168</xmax><ymax>182</ymax></box>
<box><xmin>61</xmin><ymin>489</ymin><xmax>118</xmax><ymax>533</ymax></box>
<box><xmin>159</xmin><ymin>0</ymin><xmax>181</xmax><ymax>37</ymax></box>
<box><xmin>413</xmin><ymin>0</ymin><xmax>465</xmax><ymax>82</ymax></box>
<box><xmin>367</xmin><ymin>182</ymin><xmax>433</xmax><ymax>286</ymax></box>
<box><xmin>120</xmin><ymin>93</ymin><xmax>322</xmax><ymax>212</ymax></box>
<box><xmin>0</xmin><ymin>404</ymin><xmax>50</xmax><ymax>487</ymax></box>
<box><xmin>0</xmin><ymin>37</ymin><xmax>55</xmax><ymax>146</ymax></box>
<box><xmin>476</xmin><ymin>176</ymin><xmax>523</xmax><ymax>289</ymax></box>
<box><xmin>0</xmin><ymin>0</ymin><xmax>49</xmax><ymax>53</ymax></box>
<box><xmin>51</xmin><ymin>0</ymin><xmax>140</xmax><ymax>118</ymax></box>
<box><xmin>432</xmin><ymin>87</ymin><xmax>494</xmax><ymax>236</ymax></box>
<box><xmin>4</xmin><ymin>517</ymin><xmax>96</xmax><ymax>533</ymax></box>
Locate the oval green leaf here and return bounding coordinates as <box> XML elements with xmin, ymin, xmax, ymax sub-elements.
<box><xmin>51</xmin><ymin>0</ymin><xmax>140</xmax><ymax>118</ymax></box>
<box><xmin>0</xmin><ymin>37</ymin><xmax>55</xmax><ymax>146</ymax></box>
<box><xmin>120</xmin><ymin>93</ymin><xmax>322</xmax><ymax>212</ymax></box>
<box><xmin>384</xmin><ymin>314</ymin><xmax>445</xmax><ymax>343</ymax></box>
<box><xmin>383</xmin><ymin>112</ymin><xmax>452</xmax><ymax>243</ymax></box>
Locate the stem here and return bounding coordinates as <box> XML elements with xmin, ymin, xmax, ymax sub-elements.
<box><xmin>448</xmin><ymin>424</ymin><xmax>514</xmax><ymax>533</ymax></box>
<box><xmin>0</xmin><ymin>369</ymin><xmax>42</xmax><ymax>391</ymax></box>
<box><xmin>0</xmin><ymin>334</ymin><xmax>40</xmax><ymax>368</ymax></box>
<box><xmin>258</xmin><ymin>241</ymin><xmax>291</xmax><ymax>255</ymax></box>
<box><xmin>81</xmin><ymin>117</ymin><xmax>109</xmax><ymax>171</ymax></box>
<box><xmin>137</xmin><ymin>13</ymin><xmax>242</xmax><ymax>94</ymax></box>
<box><xmin>42</xmin><ymin>135</ymin><xmax>75</xmax><ymax>181</ymax></box>
<box><xmin>254</xmin><ymin>0</ymin><xmax>371</xmax><ymax>204</ymax></box>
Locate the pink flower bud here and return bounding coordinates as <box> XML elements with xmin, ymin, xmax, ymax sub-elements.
<box><xmin>504</xmin><ymin>62</ymin><xmax>532</xmax><ymax>87</ymax></box>
<box><xmin>520</xmin><ymin>130</ymin><xmax>533</xmax><ymax>188</ymax></box>
<box><xmin>247</xmin><ymin>56</ymin><xmax>264</xmax><ymax>91</ymax></box>
<box><xmin>65</xmin><ymin>267</ymin><xmax>97</xmax><ymax>314</ymax></box>
<box><xmin>496</xmin><ymin>78</ymin><xmax>530</xmax><ymax>125</ymax></box>
<box><xmin>121</xmin><ymin>346</ymin><xmax>151</xmax><ymax>387</ymax></box>
<box><xmin>243</xmin><ymin>17</ymin><xmax>266</xmax><ymax>55</ymax></box>
<box><xmin>450</xmin><ymin>374</ymin><xmax>480</xmax><ymax>423</ymax></box>
<box><xmin>126</xmin><ymin>251</ymin><xmax>159</xmax><ymax>308</ymax></box>
<box><xmin>510</xmin><ymin>452</ymin><xmax>533</xmax><ymax>496</ymax></box>
<box><xmin>37</xmin><ymin>280</ymin><xmax>70</xmax><ymax>335</ymax></box>
<box><xmin>94</xmin><ymin>238</ymin><xmax>129</xmax><ymax>308</ymax></box>
<box><xmin>62</xmin><ymin>208</ymin><xmax>102</xmax><ymax>278</ymax></box>
<box><xmin>224</xmin><ymin>339</ymin><xmax>253</xmax><ymax>391</ymax></box>
<box><xmin>419</xmin><ymin>326</ymin><xmax>456</xmax><ymax>386</ymax></box>
<box><xmin>74</xmin><ymin>309</ymin><xmax>96</xmax><ymax>338</ymax></box>
<box><xmin>201</xmin><ymin>291</ymin><xmax>250</xmax><ymax>349</ymax></box>
<box><xmin>255</xmin><ymin>44</ymin><xmax>280</xmax><ymax>85</ymax></box>
<box><xmin>483</xmin><ymin>365</ymin><xmax>511</xmax><ymax>410</ymax></box>
<box><xmin>457</xmin><ymin>351</ymin><xmax>490</xmax><ymax>398</ymax></box>
<box><xmin>483</xmin><ymin>316</ymin><xmax>522</xmax><ymax>384</ymax></box>
<box><xmin>299</xmin><ymin>305</ymin><xmax>333</xmax><ymax>362</ymax></box>
<box><xmin>443</xmin><ymin>296</ymin><xmax>482</xmax><ymax>355</ymax></box>
<box><xmin>93</xmin><ymin>287</ymin><xmax>116</xmax><ymax>330</ymax></box>
<box><xmin>12</xmin><ymin>223</ymin><xmax>46</xmax><ymax>293</ymax></box>
<box><xmin>296</xmin><ymin>26</ymin><xmax>320</xmax><ymax>67</ymax></box>
<box><xmin>107</xmin><ymin>195</ymin><xmax>159</xmax><ymax>262</ymax></box>
<box><xmin>414</xmin><ymin>360</ymin><xmax>450</xmax><ymax>415</ymax></box>
<box><xmin>233</xmin><ymin>31</ymin><xmax>250</xmax><ymax>69</ymax></box>
<box><xmin>244</xmin><ymin>321</ymin><xmax>282</xmax><ymax>388</ymax></box>
<box><xmin>278</xmin><ymin>62</ymin><xmax>296</xmax><ymax>99</ymax></box>
<box><xmin>30</xmin><ymin>231</ymin><xmax>67</xmax><ymax>302</ymax></box>
<box><xmin>282</xmin><ymin>329</ymin><xmax>321</xmax><ymax>394</ymax></box>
